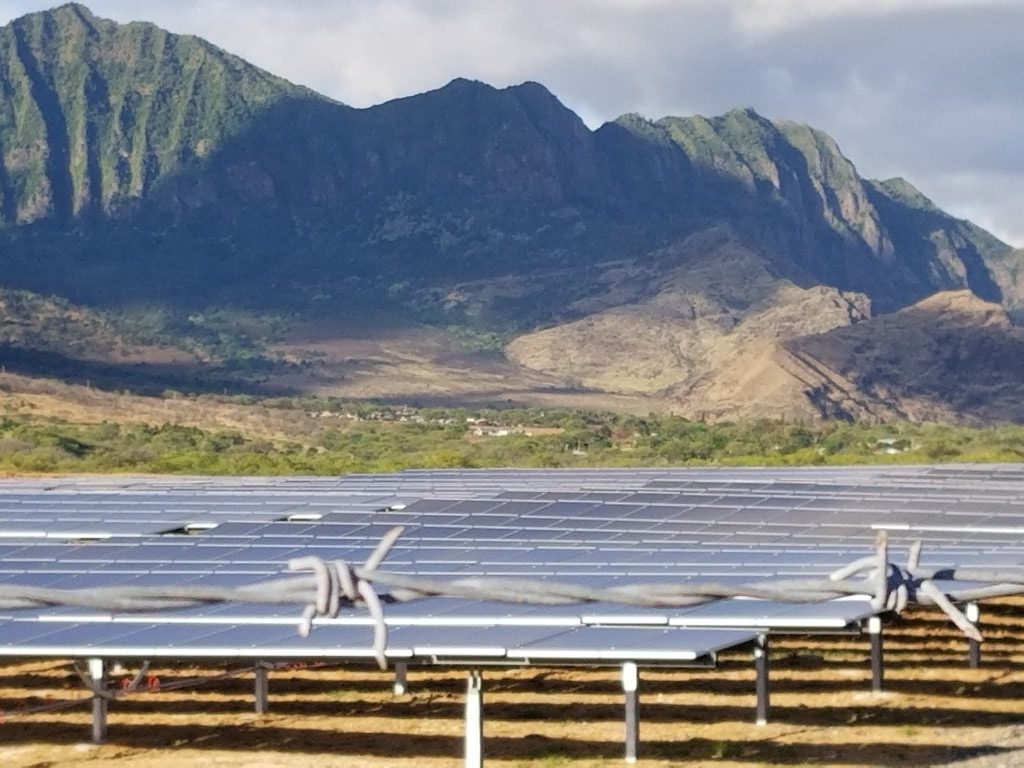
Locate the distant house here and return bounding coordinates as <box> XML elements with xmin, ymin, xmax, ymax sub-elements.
<box><xmin>472</xmin><ymin>426</ymin><xmax>511</xmax><ymax>437</ymax></box>
<box><xmin>873</xmin><ymin>437</ymin><xmax>914</xmax><ymax>455</ymax></box>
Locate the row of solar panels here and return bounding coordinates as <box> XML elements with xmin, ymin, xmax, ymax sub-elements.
<box><xmin>20</xmin><ymin>594</ymin><xmax>878</xmax><ymax>631</ymax></box>
<box><xmin>5</xmin><ymin>490</ymin><xmax>1024</xmax><ymax>542</ymax></box>
<box><xmin>0</xmin><ymin>619</ymin><xmax>756</xmax><ymax>663</ymax></box>
<box><xmin>1</xmin><ymin>466</ymin><xmax>1021</xmax><ymax>663</ymax></box>
<box><xmin>1</xmin><ymin>469</ymin><xmax>1023</xmax><ymax>593</ymax></box>
<box><xmin>0</xmin><ymin>532</ymin><xmax>1013</xmax><ymax>575</ymax></box>
<box><xmin>8</xmin><ymin>472</ymin><xmax>1024</xmax><ymax>512</ymax></box>
<box><xmin>5</xmin><ymin>489</ymin><xmax>1024</xmax><ymax>513</ymax></box>
<box><xmin>6</xmin><ymin>463</ymin><xmax>1024</xmax><ymax>492</ymax></box>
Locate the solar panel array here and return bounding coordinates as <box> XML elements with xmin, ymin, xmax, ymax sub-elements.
<box><xmin>2</xmin><ymin>465</ymin><xmax>1024</xmax><ymax>663</ymax></box>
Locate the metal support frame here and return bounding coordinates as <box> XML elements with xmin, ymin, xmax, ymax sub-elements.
<box><xmin>966</xmin><ymin>602</ymin><xmax>981</xmax><ymax>668</ymax></box>
<box><xmin>868</xmin><ymin>616</ymin><xmax>884</xmax><ymax>693</ymax></box>
<box><xmin>622</xmin><ymin>661</ymin><xmax>639</xmax><ymax>764</ymax></box>
<box><xmin>754</xmin><ymin>635</ymin><xmax>770</xmax><ymax>726</ymax></box>
<box><xmin>393</xmin><ymin>662</ymin><xmax>408</xmax><ymax>695</ymax></box>
<box><xmin>254</xmin><ymin>663</ymin><xmax>269</xmax><ymax>715</ymax></box>
<box><xmin>88</xmin><ymin>657</ymin><xmax>107</xmax><ymax>744</ymax></box>
<box><xmin>464</xmin><ymin>669</ymin><xmax>484</xmax><ymax>768</ymax></box>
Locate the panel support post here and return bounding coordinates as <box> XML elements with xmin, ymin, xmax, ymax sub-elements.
<box><xmin>393</xmin><ymin>662</ymin><xmax>408</xmax><ymax>695</ymax></box>
<box><xmin>254</xmin><ymin>663</ymin><xmax>269</xmax><ymax>715</ymax></box>
<box><xmin>464</xmin><ymin>669</ymin><xmax>483</xmax><ymax>768</ymax></box>
<box><xmin>622</xmin><ymin>661</ymin><xmax>639</xmax><ymax>764</ymax></box>
<box><xmin>966</xmin><ymin>602</ymin><xmax>981</xmax><ymax>668</ymax></box>
<box><xmin>868</xmin><ymin>616</ymin><xmax>884</xmax><ymax>694</ymax></box>
<box><xmin>88</xmin><ymin>657</ymin><xmax>107</xmax><ymax>744</ymax></box>
<box><xmin>754</xmin><ymin>635</ymin><xmax>770</xmax><ymax>726</ymax></box>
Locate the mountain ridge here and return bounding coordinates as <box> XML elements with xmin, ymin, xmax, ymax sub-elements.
<box><xmin>0</xmin><ymin>4</ymin><xmax>1021</xmax><ymax>424</ymax></box>
<box><xmin>0</xmin><ymin>4</ymin><xmax>1014</xmax><ymax>312</ymax></box>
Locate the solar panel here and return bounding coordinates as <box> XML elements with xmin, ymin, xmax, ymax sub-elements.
<box><xmin>0</xmin><ymin>617</ymin><xmax>756</xmax><ymax>663</ymax></box>
<box><xmin>508</xmin><ymin>626</ymin><xmax>755</xmax><ymax>661</ymax></box>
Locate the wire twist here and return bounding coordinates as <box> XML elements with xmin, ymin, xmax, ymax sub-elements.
<box><xmin>287</xmin><ymin>525</ymin><xmax>402</xmax><ymax>669</ymax></box>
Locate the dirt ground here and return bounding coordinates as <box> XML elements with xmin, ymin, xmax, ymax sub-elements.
<box><xmin>2</xmin><ymin>604</ymin><xmax>1024</xmax><ymax>768</ymax></box>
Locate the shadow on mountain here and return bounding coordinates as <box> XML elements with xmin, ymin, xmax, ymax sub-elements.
<box><xmin>785</xmin><ymin>291</ymin><xmax>1024</xmax><ymax>423</ymax></box>
<box><xmin>0</xmin><ymin>345</ymin><xmax>296</xmax><ymax>397</ymax></box>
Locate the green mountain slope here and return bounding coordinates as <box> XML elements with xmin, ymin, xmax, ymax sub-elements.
<box><xmin>0</xmin><ymin>3</ymin><xmax>306</xmax><ymax>224</ymax></box>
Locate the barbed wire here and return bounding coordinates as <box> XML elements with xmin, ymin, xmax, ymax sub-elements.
<box><xmin>0</xmin><ymin>528</ymin><xmax>1014</xmax><ymax>669</ymax></box>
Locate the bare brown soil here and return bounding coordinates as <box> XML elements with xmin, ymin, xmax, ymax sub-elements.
<box><xmin>2</xmin><ymin>603</ymin><xmax>1023</xmax><ymax>767</ymax></box>
<box><xmin>267</xmin><ymin>318</ymin><xmax>670</xmax><ymax>414</ymax></box>
<box><xmin>0</xmin><ymin>372</ymin><xmax>328</xmax><ymax>445</ymax></box>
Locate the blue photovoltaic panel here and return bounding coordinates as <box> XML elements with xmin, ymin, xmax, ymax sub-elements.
<box><xmin>509</xmin><ymin>626</ymin><xmax>755</xmax><ymax>661</ymax></box>
<box><xmin>0</xmin><ymin>617</ymin><xmax>754</xmax><ymax>663</ymax></box>
<box><xmin>3</xmin><ymin>465</ymin><xmax>1024</xmax><ymax>663</ymax></box>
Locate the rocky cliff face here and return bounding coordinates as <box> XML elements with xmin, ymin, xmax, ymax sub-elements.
<box><xmin>659</xmin><ymin>110</ymin><xmax>890</xmax><ymax>256</ymax></box>
<box><xmin>783</xmin><ymin>291</ymin><xmax>1024</xmax><ymax>423</ymax></box>
<box><xmin>981</xmin><ymin>247</ymin><xmax>1024</xmax><ymax>319</ymax></box>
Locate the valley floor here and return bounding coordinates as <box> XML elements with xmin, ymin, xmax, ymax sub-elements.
<box><xmin>4</xmin><ymin>370</ymin><xmax>1024</xmax><ymax>475</ymax></box>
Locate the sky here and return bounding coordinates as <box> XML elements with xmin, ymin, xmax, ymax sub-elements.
<box><xmin>2</xmin><ymin>0</ymin><xmax>1022</xmax><ymax>246</ymax></box>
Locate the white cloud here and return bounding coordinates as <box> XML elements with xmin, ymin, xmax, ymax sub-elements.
<box><xmin>1</xmin><ymin>0</ymin><xmax>1021</xmax><ymax>246</ymax></box>
<box><xmin>729</xmin><ymin>0</ymin><xmax>1023</xmax><ymax>38</ymax></box>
